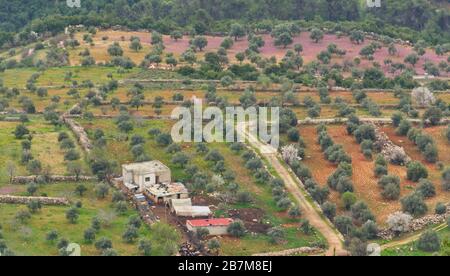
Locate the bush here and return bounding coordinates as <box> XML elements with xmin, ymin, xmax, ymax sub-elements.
<box><xmin>95</xmin><ymin>237</ymin><xmax>113</xmax><ymax>251</ymax></box>
<box><xmin>14</xmin><ymin>125</ymin><xmax>30</xmax><ymax>139</ymax></box>
<box><xmin>407</xmin><ymin>161</ymin><xmax>428</xmax><ymax>182</ymax></box>
<box><xmin>381</xmin><ymin>183</ymin><xmax>401</xmax><ymax>200</ymax></box>
<box><xmin>236</xmin><ymin>191</ymin><xmax>252</xmax><ymax>204</ymax></box>
<box><xmin>84</xmin><ymin>228</ymin><xmax>96</xmax><ymax>244</ymax></box>
<box><xmin>95</xmin><ymin>183</ymin><xmax>110</xmax><ymax>199</ymax></box>
<box><xmin>423</xmin><ymin>106</ymin><xmax>442</xmax><ymax>126</ymax></box>
<box><xmin>417</xmin><ymin>230</ymin><xmax>440</xmax><ymax>252</ymax></box>
<box><xmin>396</xmin><ymin>120</ymin><xmax>411</xmax><ymax>136</ymax></box>
<box><xmin>334</xmin><ymin>215</ymin><xmax>354</xmax><ymax>236</ymax></box>
<box><xmin>442</xmin><ymin>168</ymin><xmax>450</xmax><ymax>191</ymax></box>
<box><xmin>122</xmin><ymin>226</ymin><xmax>139</xmax><ymax>243</ymax></box>
<box><xmin>287</xmin><ymin>127</ymin><xmax>300</xmax><ymax>142</ymax></box>
<box><xmin>435</xmin><ymin>203</ymin><xmax>447</xmax><ymax>215</ymax></box>
<box><xmin>351</xmin><ymin>201</ymin><xmax>375</xmax><ymax>224</ymax></box>
<box><xmin>336</xmin><ymin>176</ymin><xmax>354</xmax><ymax>194</ymax></box>
<box><xmin>227</xmin><ymin>220</ymin><xmax>246</xmax><ymax>238</ymax></box>
<box><xmin>374</xmin><ymin>164</ymin><xmax>388</xmax><ymax>177</ymax></box>
<box><xmin>322</xmin><ymin>202</ymin><xmax>337</xmax><ymax>220</ymax></box>
<box><xmin>391</xmin><ymin>112</ymin><xmax>404</xmax><ymax>127</ymax></box>
<box><xmin>378</xmin><ymin>175</ymin><xmax>400</xmax><ymax>189</ymax></box>
<box><xmin>361</xmin><ymin>220</ymin><xmax>379</xmax><ymax>240</ymax></box>
<box><xmin>66</xmin><ymin>207</ymin><xmax>79</xmax><ymax>224</ymax></box>
<box><xmin>138</xmin><ymin>239</ymin><xmax>152</xmax><ymax>256</ymax></box>
<box><xmin>423</xmin><ymin>143</ymin><xmax>438</xmax><ymax>163</ymax></box>
<box><xmin>288</xmin><ymin>205</ymin><xmax>301</xmax><ymax>218</ymax></box>
<box><xmin>267</xmin><ymin>227</ymin><xmax>285</xmax><ymax>244</ymax></box>
<box><xmin>342</xmin><ymin>192</ymin><xmax>357</xmax><ymax>210</ymax></box>
<box><xmin>401</xmin><ymin>192</ymin><xmax>428</xmax><ymax>217</ymax></box>
<box><xmin>416</xmin><ymin>179</ymin><xmax>436</xmax><ymax>198</ymax></box>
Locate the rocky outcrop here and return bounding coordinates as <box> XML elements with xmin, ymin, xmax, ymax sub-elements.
<box><xmin>372</xmin><ymin>124</ymin><xmax>411</xmax><ymax>165</ymax></box>
<box><xmin>0</xmin><ymin>195</ymin><xmax>69</xmax><ymax>206</ymax></box>
<box><xmin>12</xmin><ymin>175</ymin><xmax>97</xmax><ymax>184</ymax></box>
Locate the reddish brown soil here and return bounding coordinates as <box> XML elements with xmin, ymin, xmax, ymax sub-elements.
<box><xmin>381</xmin><ymin>125</ymin><xmax>450</xmax><ymax>219</ymax></box>
<box><xmin>86</xmin><ymin>30</ymin><xmax>450</xmax><ymax>77</ymax></box>
<box><xmin>227</xmin><ymin>208</ymin><xmax>270</xmax><ymax>233</ymax></box>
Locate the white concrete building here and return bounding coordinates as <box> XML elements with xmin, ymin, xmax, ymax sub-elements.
<box><xmin>122</xmin><ymin>161</ymin><xmax>172</xmax><ymax>193</ymax></box>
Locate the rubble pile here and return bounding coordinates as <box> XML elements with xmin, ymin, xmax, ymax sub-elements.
<box><xmin>179</xmin><ymin>242</ymin><xmax>200</xmax><ymax>256</ymax></box>
<box><xmin>372</xmin><ymin>124</ymin><xmax>411</xmax><ymax>165</ymax></box>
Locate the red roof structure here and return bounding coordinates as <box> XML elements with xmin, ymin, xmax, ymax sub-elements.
<box><xmin>187</xmin><ymin>218</ymin><xmax>233</xmax><ymax>228</ymax></box>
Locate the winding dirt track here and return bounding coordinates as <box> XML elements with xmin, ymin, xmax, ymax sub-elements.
<box><xmin>240</xmin><ymin>123</ymin><xmax>348</xmax><ymax>256</ymax></box>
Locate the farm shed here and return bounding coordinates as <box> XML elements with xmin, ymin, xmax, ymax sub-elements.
<box><xmin>186</xmin><ymin>218</ymin><xmax>234</xmax><ymax>236</ymax></box>
<box><xmin>122</xmin><ymin>161</ymin><xmax>172</xmax><ymax>193</ymax></box>
<box><xmin>173</xmin><ymin>205</ymin><xmax>212</xmax><ymax>218</ymax></box>
<box><xmin>170</xmin><ymin>198</ymin><xmax>212</xmax><ymax>217</ymax></box>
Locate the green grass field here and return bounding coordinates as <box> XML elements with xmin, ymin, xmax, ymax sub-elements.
<box><xmin>0</xmin><ymin>181</ymin><xmax>181</xmax><ymax>256</ymax></box>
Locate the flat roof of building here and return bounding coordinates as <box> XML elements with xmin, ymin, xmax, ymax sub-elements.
<box><xmin>122</xmin><ymin>161</ymin><xmax>169</xmax><ymax>174</ymax></box>
<box><xmin>187</xmin><ymin>218</ymin><xmax>233</xmax><ymax>228</ymax></box>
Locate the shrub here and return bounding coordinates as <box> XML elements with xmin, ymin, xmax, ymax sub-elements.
<box><xmin>267</xmin><ymin>227</ymin><xmax>286</xmax><ymax>244</ymax></box>
<box><xmin>391</xmin><ymin>112</ymin><xmax>403</xmax><ymax>127</ymax></box>
<box><xmin>442</xmin><ymin>168</ymin><xmax>450</xmax><ymax>191</ymax></box>
<box><xmin>401</xmin><ymin>192</ymin><xmax>428</xmax><ymax>217</ymax></box>
<box><xmin>46</xmin><ymin>230</ymin><xmax>59</xmax><ymax>242</ymax></box>
<box><xmin>334</xmin><ymin>215</ymin><xmax>354</xmax><ymax>236</ymax></box>
<box><xmin>378</xmin><ymin>175</ymin><xmax>401</xmax><ymax>189</ymax></box>
<box><xmin>322</xmin><ymin>202</ymin><xmax>337</xmax><ymax>220</ymax></box>
<box><xmin>374</xmin><ymin>164</ymin><xmax>388</xmax><ymax>177</ymax></box>
<box><xmin>84</xmin><ymin>228</ymin><xmax>96</xmax><ymax>244</ymax></box>
<box><xmin>66</xmin><ymin>207</ymin><xmax>79</xmax><ymax>224</ymax></box>
<box><xmin>423</xmin><ymin>144</ymin><xmax>438</xmax><ymax>163</ymax></box>
<box><xmin>349</xmin><ymin>238</ymin><xmax>367</xmax><ymax>256</ymax></box>
<box><xmin>227</xmin><ymin>220</ymin><xmax>246</xmax><ymax>238</ymax></box>
<box><xmin>288</xmin><ymin>205</ymin><xmax>302</xmax><ymax>218</ymax></box>
<box><xmin>287</xmin><ymin>127</ymin><xmax>300</xmax><ymax>142</ymax></box>
<box><xmin>423</xmin><ymin>106</ymin><xmax>442</xmax><ymax>126</ymax></box>
<box><xmin>342</xmin><ymin>192</ymin><xmax>357</xmax><ymax>210</ymax></box>
<box><xmin>407</xmin><ymin>161</ymin><xmax>428</xmax><ymax>182</ymax></box>
<box><xmin>95</xmin><ymin>237</ymin><xmax>113</xmax><ymax>251</ymax></box>
<box><xmin>95</xmin><ymin>183</ymin><xmax>110</xmax><ymax>199</ymax></box>
<box><xmin>14</xmin><ymin>125</ymin><xmax>29</xmax><ymax>139</ymax></box>
<box><xmin>336</xmin><ymin>176</ymin><xmax>354</xmax><ymax>194</ymax></box>
<box><xmin>416</xmin><ymin>179</ymin><xmax>436</xmax><ymax>198</ymax></box>
<box><xmin>396</xmin><ymin>120</ymin><xmax>411</xmax><ymax>136</ymax></box>
<box><xmin>351</xmin><ymin>201</ymin><xmax>375</xmax><ymax>224</ymax></box>
<box><xmin>236</xmin><ymin>191</ymin><xmax>253</xmax><ymax>204</ymax></box>
<box><xmin>138</xmin><ymin>239</ymin><xmax>152</xmax><ymax>256</ymax></box>
<box><xmin>382</xmin><ymin>183</ymin><xmax>401</xmax><ymax>200</ymax></box>
<box><xmin>435</xmin><ymin>203</ymin><xmax>447</xmax><ymax>215</ymax></box>
<box><xmin>122</xmin><ymin>226</ymin><xmax>139</xmax><ymax>243</ymax></box>
<box><xmin>417</xmin><ymin>230</ymin><xmax>440</xmax><ymax>252</ymax></box>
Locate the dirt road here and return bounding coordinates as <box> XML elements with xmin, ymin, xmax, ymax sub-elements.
<box><xmin>239</xmin><ymin>122</ymin><xmax>348</xmax><ymax>256</ymax></box>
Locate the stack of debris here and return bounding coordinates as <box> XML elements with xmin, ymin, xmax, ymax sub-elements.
<box><xmin>372</xmin><ymin>124</ymin><xmax>411</xmax><ymax>165</ymax></box>
<box><xmin>179</xmin><ymin>242</ymin><xmax>200</xmax><ymax>256</ymax></box>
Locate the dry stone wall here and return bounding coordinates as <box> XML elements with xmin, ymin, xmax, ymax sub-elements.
<box><xmin>0</xmin><ymin>195</ymin><xmax>69</xmax><ymax>206</ymax></box>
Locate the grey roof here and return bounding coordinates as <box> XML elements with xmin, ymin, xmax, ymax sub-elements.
<box><xmin>122</xmin><ymin>161</ymin><xmax>170</xmax><ymax>174</ymax></box>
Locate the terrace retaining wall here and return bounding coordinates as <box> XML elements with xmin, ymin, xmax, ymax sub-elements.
<box><xmin>12</xmin><ymin>175</ymin><xmax>96</xmax><ymax>184</ymax></box>
<box><xmin>0</xmin><ymin>195</ymin><xmax>69</xmax><ymax>206</ymax></box>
